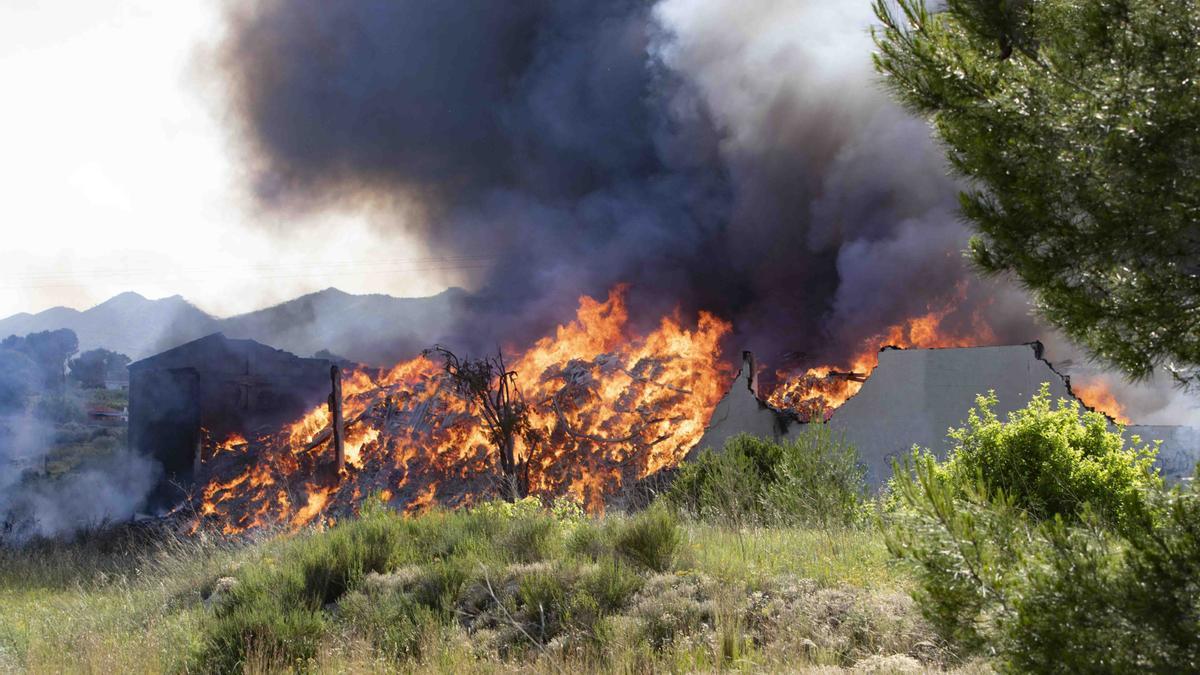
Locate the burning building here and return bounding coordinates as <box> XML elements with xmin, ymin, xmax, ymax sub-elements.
<box><xmin>128</xmin><ymin>333</ymin><xmax>333</xmax><ymax>509</ymax></box>
<box><xmin>695</xmin><ymin>345</ymin><xmax>1200</xmax><ymax>485</ymax></box>
<box><xmin>155</xmin><ymin>290</ymin><xmax>1197</xmax><ymax>536</ymax></box>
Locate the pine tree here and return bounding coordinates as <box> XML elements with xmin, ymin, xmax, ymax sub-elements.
<box><xmin>872</xmin><ymin>0</ymin><xmax>1200</xmax><ymax>388</ymax></box>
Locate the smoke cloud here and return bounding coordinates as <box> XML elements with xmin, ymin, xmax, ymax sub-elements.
<box><xmin>216</xmin><ymin>0</ymin><xmax>1008</xmax><ymax>355</ymax></box>
<box><xmin>213</xmin><ymin>0</ymin><xmax>1195</xmax><ymax>424</ymax></box>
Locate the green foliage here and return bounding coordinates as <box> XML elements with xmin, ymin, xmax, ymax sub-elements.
<box><xmin>578</xmin><ymin>558</ymin><xmax>644</xmax><ymax>612</ymax></box>
<box><xmin>200</xmin><ymin>599</ymin><xmax>325</xmax><ymax>674</ymax></box>
<box><xmin>1006</xmin><ymin>485</ymin><xmax>1200</xmax><ymax>672</ymax></box>
<box><xmin>195</xmin><ymin>499</ymin><xmax>684</xmax><ymax>669</ymax></box>
<box><xmin>611</xmin><ymin>505</ymin><xmax>682</xmax><ymax>573</ymax></box>
<box><xmin>872</xmin><ymin>0</ymin><xmax>1200</xmax><ymax>387</ymax></box>
<box><xmin>764</xmin><ymin>425</ymin><xmax>870</xmax><ymax>528</ymax></box>
<box><xmin>886</xmin><ymin>421</ymin><xmax>1200</xmax><ymax>670</ymax></box>
<box><xmin>885</xmin><ymin>453</ymin><xmax>1031</xmax><ymax>650</ymax></box>
<box><xmin>0</xmin><ymin>504</ymin><xmax>931</xmax><ymax>673</ymax></box>
<box><xmin>0</xmin><ymin>348</ymin><xmax>39</xmax><ymax>412</ymax></box>
<box><xmin>899</xmin><ymin>383</ymin><xmax>1160</xmax><ymax>530</ymax></box>
<box><xmin>32</xmin><ymin>394</ymin><xmax>85</xmax><ymax>424</ymax></box>
<box><xmin>339</xmin><ymin>586</ymin><xmax>439</xmax><ymax>659</ymax></box>
<box><xmin>666</xmin><ymin>431</ymin><xmax>867</xmax><ymax>528</ymax></box>
<box><xmin>67</xmin><ymin>348</ymin><xmax>130</xmax><ymax>389</ymax></box>
<box><xmin>1</xmin><ymin>329</ymin><xmax>78</xmax><ymax>390</ymax></box>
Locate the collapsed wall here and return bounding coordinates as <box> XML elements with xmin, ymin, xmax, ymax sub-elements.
<box><xmin>692</xmin><ymin>344</ymin><xmax>1199</xmax><ymax>486</ymax></box>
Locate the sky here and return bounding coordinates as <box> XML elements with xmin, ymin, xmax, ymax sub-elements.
<box><xmin>0</xmin><ymin>0</ymin><xmax>461</xmax><ymax>319</ymax></box>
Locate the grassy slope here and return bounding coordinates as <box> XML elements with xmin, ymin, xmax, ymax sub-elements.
<box><xmin>0</xmin><ymin>508</ymin><xmax>981</xmax><ymax>674</ymax></box>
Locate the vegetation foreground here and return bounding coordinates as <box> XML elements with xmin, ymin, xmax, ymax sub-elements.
<box><xmin>0</xmin><ymin>505</ymin><xmax>956</xmax><ymax>674</ymax></box>
<box><xmin>2</xmin><ymin>388</ymin><xmax>1196</xmax><ymax>674</ymax></box>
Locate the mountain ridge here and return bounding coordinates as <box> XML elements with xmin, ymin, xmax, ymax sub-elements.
<box><xmin>0</xmin><ymin>287</ymin><xmax>467</xmax><ymax>366</ymax></box>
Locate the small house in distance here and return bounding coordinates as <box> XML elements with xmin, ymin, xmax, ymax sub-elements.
<box><xmin>128</xmin><ymin>333</ymin><xmax>332</xmax><ymax>510</ymax></box>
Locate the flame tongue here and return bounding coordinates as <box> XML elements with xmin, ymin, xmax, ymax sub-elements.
<box><xmin>1073</xmin><ymin>378</ymin><xmax>1131</xmax><ymax>424</ymax></box>
<box><xmin>191</xmin><ymin>287</ymin><xmax>731</xmax><ymax>533</ymax></box>
<box><xmin>767</xmin><ymin>284</ymin><xmax>997</xmax><ymax>417</ymax></box>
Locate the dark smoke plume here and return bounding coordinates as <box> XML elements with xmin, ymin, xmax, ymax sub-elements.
<box><xmin>214</xmin><ymin>1</ymin><xmax>1040</xmax><ymax>380</ymax></box>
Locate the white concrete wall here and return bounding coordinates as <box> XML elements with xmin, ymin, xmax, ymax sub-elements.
<box><xmin>689</xmin><ymin>355</ymin><xmax>794</xmax><ymax>458</ymax></box>
<box><xmin>693</xmin><ymin>344</ymin><xmax>1199</xmax><ymax>487</ymax></box>
<box><xmin>822</xmin><ymin>345</ymin><xmax>1076</xmax><ymax>484</ymax></box>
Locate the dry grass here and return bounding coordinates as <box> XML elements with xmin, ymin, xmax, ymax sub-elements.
<box><xmin>0</xmin><ymin>509</ymin><xmax>985</xmax><ymax>674</ymax></box>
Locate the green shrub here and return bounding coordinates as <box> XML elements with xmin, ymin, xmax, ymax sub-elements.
<box><xmin>339</xmin><ymin>586</ymin><xmax>439</xmax><ymax>660</ymax></box>
<box><xmin>913</xmin><ymin>383</ymin><xmax>1161</xmax><ymax>531</ymax></box>
<box><xmin>498</xmin><ymin>509</ymin><xmax>560</xmax><ymax>563</ymax></box>
<box><xmin>200</xmin><ymin>598</ymin><xmax>325</xmax><ymax>674</ymax></box>
<box><xmin>666</xmin><ymin>431</ymin><xmax>867</xmax><ymax>528</ymax></box>
<box><xmin>884</xmin><ymin>454</ymin><xmax>1032</xmax><ymax>650</ymax></box>
<box><xmin>32</xmin><ymin>394</ymin><xmax>84</xmax><ymax>424</ymax></box>
<box><xmin>196</xmin><ymin>507</ymin><xmax>407</xmax><ymax>670</ymax></box>
<box><xmin>764</xmin><ymin>425</ymin><xmax>868</xmax><ymax>528</ymax></box>
<box><xmin>293</xmin><ymin>505</ymin><xmax>406</xmax><ymax>606</ymax></box>
<box><xmin>579</xmin><ymin>559</ymin><xmax>644</xmax><ymax>612</ymax></box>
<box><xmin>611</xmin><ymin>506</ymin><xmax>682</xmax><ymax>573</ymax></box>
<box><xmin>666</xmin><ymin>435</ymin><xmax>781</xmax><ymax>526</ymax></box>
<box><xmin>1006</xmin><ymin>484</ymin><xmax>1200</xmax><ymax>672</ymax></box>
<box><xmin>886</xmin><ymin>423</ymin><xmax>1199</xmax><ymax>670</ymax></box>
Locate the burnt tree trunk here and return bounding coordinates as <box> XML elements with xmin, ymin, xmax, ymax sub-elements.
<box><xmin>329</xmin><ymin>365</ymin><xmax>345</xmax><ymax>474</ymax></box>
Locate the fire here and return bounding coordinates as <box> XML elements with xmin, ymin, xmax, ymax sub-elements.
<box><xmin>188</xmin><ymin>287</ymin><xmax>731</xmax><ymax>534</ymax></box>
<box><xmin>767</xmin><ymin>284</ymin><xmax>996</xmax><ymax>417</ymax></box>
<box><xmin>1073</xmin><ymin>378</ymin><xmax>1130</xmax><ymax>424</ymax></box>
<box><xmin>182</xmin><ymin>281</ymin><xmax>1143</xmax><ymax>535</ymax></box>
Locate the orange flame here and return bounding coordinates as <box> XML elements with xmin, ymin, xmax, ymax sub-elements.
<box><xmin>189</xmin><ymin>287</ymin><xmax>732</xmax><ymax>534</ymax></box>
<box><xmin>767</xmin><ymin>283</ymin><xmax>996</xmax><ymax>417</ymax></box>
<box><xmin>1073</xmin><ymin>378</ymin><xmax>1130</xmax><ymax>424</ymax></box>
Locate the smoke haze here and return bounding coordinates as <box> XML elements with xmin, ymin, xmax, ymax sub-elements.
<box><xmin>0</xmin><ymin>405</ymin><xmax>159</xmax><ymax>544</ymax></box>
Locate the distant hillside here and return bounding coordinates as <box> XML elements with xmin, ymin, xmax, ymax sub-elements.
<box><xmin>0</xmin><ymin>288</ymin><xmax>468</xmax><ymax>366</ymax></box>
<box><xmin>220</xmin><ymin>287</ymin><xmax>468</xmax><ymax>366</ymax></box>
<box><xmin>0</xmin><ymin>292</ymin><xmax>219</xmax><ymax>359</ymax></box>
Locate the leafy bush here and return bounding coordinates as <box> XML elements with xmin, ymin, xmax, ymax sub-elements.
<box><xmin>196</xmin><ymin>497</ymin><xmax>667</xmax><ymax>669</ymax></box>
<box><xmin>885</xmin><ymin>401</ymin><xmax>1200</xmax><ymax>671</ymax></box>
<box><xmin>666</xmin><ymin>430</ymin><xmax>867</xmax><ymax>528</ymax></box>
<box><xmin>579</xmin><ymin>558</ymin><xmax>644</xmax><ymax>612</ymax></box>
<box><xmin>340</xmin><ymin>589</ymin><xmax>438</xmax><ymax>659</ymax></box>
<box><xmin>1007</xmin><ymin>485</ymin><xmax>1200</xmax><ymax>672</ymax></box>
<box><xmin>200</xmin><ymin>598</ymin><xmax>325</xmax><ymax>674</ymax></box>
<box><xmin>897</xmin><ymin>384</ymin><xmax>1161</xmax><ymax>531</ymax></box>
<box><xmin>764</xmin><ymin>425</ymin><xmax>868</xmax><ymax>528</ymax></box>
<box><xmin>32</xmin><ymin>394</ymin><xmax>84</xmax><ymax>424</ymax></box>
<box><xmin>885</xmin><ymin>454</ymin><xmax>1033</xmax><ymax>650</ymax></box>
<box><xmin>199</xmin><ymin>506</ymin><xmax>407</xmax><ymax>669</ymax></box>
<box><xmin>667</xmin><ymin>435</ymin><xmax>781</xmax><ymax>527</ymax></box>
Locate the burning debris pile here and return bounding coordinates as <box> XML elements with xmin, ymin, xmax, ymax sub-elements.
<box><xmin>187</xmin><ymin>288</ymin><xmax>731</xmax><ymax>534</ymax></box>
